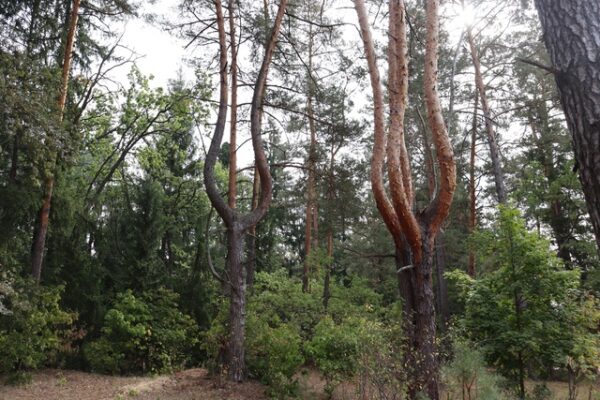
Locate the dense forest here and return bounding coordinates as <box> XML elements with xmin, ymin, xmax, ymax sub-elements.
<box><xmin>0</xmin><ymin>0</ymin><xmax>599</xmax><ymax>399</ymax></box>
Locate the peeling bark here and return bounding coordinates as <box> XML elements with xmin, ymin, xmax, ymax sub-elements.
<box><xmin>354</xmin><ymin>0</ymin><xmax>456</xmax><ymax>398</ymax></box>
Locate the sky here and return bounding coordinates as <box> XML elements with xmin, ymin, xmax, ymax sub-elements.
<box><xmin>109</xmin><ymin>0</ymin><xmax>192</xmax><ymax>89</ymax></box>
<box><xmin>104</xmin><ymin>1</ymin><xmax>500</xmax><ymax>170</ymax></box>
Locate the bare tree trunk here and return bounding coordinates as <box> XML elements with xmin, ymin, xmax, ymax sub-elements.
<box><xmin>534</xmin><ymin>0</ymin><xmax>600</xmax><ymax>254</ymax></box>
<box><xmin>226</xmin><ymin>225</ymin><xmax>246</xmax><ymax>382</ymax></box>
<box><xmin>466</xmin><ymin>28</ymin><xmax>506</xmax><ymax>204</ymax></box>
<box><xmin>228</xmin><ymin>0</ymin><xmax>238</xmax><ymax>209</ymax></box>
<box><xmin>246</xmin><ymin>168</ymin><xmax>260</xmax><ymax>287</ymax></box>
<box><xmin>31</xmin><ymin>0</ymin><xmax>80</xmax><ymax>282</ymax></box>
<box><xmin>202</xmin><ymin>0</ymin><xmax>287</xmax><ymax>381</ymax></box>
<box><xmin>468</xmin><ymin>93</ymin><xmax>478</xmax><ymax>277</ymax></box>
<box><xmin>303</xmin><ymin>23</ymin><xmax>318</xmax><ymax>293</ymax></box>
<box><xmin>323</xmin><ymin>229</ymin><xmax>333</xmax><ymax>309</ymax></box>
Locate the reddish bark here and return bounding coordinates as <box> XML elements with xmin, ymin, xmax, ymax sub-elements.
<box><xmin>31</xmin><ymin>0</ymin><xmax>81</xmax><ymax>282</ymax></box>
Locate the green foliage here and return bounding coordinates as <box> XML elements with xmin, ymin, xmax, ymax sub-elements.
<box><xmin>463</xmin><ymin>207</ymin><xmax>588</xmax><ymax>391</ymax></box>
<box><xmin>528</xmin><ymin>383</ymin><xmax>551</xmax><ymax>400</ymax></box>
<box><xmin>84</xmin><ymin>288</ymin><xmax>199</xmax><ymax>374</ymax></box>
<box><xmin>306</xmin><ymin>315</ymin><xmax>391</xmax><ymax>397</ymax></box>
<box><xmin>250</xmin><ymin>269</ymin><xmax>323</xmax><ymax>340</ymax></box>
<box><xmin>246</xmin><ymin>315</ymin><xmax>305</xmax><ymax>397</ymax></box>
<box><xmin>0</xmin><ymin>275</ymin><xmax>75</xmax><ymax>376</ymax></box>
<box><xmin>442</xmin><ymin>340</ymin><xmax>506</xmax><ymax>400</ymax></box>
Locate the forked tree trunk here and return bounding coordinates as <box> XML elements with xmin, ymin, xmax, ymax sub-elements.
<box><xmin>534</xmin><ymin>0</ymin><xmax>600</xmax><ymax>254</ymax></box>
<box><xmin>31</xmin><ymin>0</ymin><xmax>80</xmax><ymax>282</ymax></box>
<box><xmin>203</xmin><ymin>0</ymin><xmax>287</xmax><ymax>381</ymax></box>
<box><xmin>355</xmin><ymin>0</ymin><xmax>456</xmax><ymax>398</ymax></box>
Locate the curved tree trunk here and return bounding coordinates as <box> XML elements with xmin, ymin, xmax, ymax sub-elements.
<box><xmin>534</xmin><ymin>0</ymin><xmax>600</xmax><ymax>253</ymax></box>
<box><xmin>202</xmin><ymin>0</ymin><xmax>287</xmax><ymax>381</ymax></box>
<box><xmin>354</xmin><ymin>0</ymin><xmax>456</xmax><ymax>398</ymax></box>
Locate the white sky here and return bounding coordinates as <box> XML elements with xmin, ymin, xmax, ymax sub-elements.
<box><xmin>104</xmin><ymin>1</ymin><xmax>512</xmax><ymax>173</ymax></box>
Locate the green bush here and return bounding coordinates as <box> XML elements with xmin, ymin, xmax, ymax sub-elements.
<box><xmin>306</xmin><ymin>316</ymin><xmax>387</xmax><ymax>397</ymax></box>
<box><xmin>84</xmin><ymin>288</ymin><xmax>198</xmax><ymax>374</ymax></box>
<box><xmin>250</xmin><ymin>269</ymin><xmax>322</xmax><ymax>340</ymax></box>
<box><xmin>0</xmin><ymin>275</ymin><xmax>75</xmax><ymax>378</ymax></box>
<box><xmin>246</xmin><ymin>314</ymin><xmax>304</xmax><ymax>397</ymax></box>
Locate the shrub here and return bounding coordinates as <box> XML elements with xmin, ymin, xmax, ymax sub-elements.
<box><xmin>0</xmin><ymin>275</ymin><xmax>75</xmax><ymax>379</ymax></box>
<box><xmin>306</xmin><ymin>316</ymin><xmax>388</xmax><ymax>397</ymax></box>
<box><xmin>246</xmin><ymin>314</ymin><xmax>304</xmax><ymax>397</ymax></box>
<box><xmin>442</xmin><ymin>340</ymin><xmax>506</xmax><ymax>400</ymax></box>
<box><xmin>84</xmin><ymin>288</ymin><xmax>198</xmax><ymax>374</ymax></box>
<box><xmin>250</xmin><ymin>269</ymin><xmax>322</xmax><ymax>340</ymax></box>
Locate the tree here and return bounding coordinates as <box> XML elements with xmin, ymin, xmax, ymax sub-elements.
<box><xmin>354</xmin><ymin>0</ymin><xmax>457</xmax><ymax>398</ymax></box>
<box><xmin>30</xmin><ymin>0</ymin><xmax>81</xmax><ymax>282</ymax></box>
<box><xmin>202</xmin><ymin>0</ymin><xmax>287</xmax><ymax>382</ymax></box>
<box><xmin>464</xmin><ymin>207</ymin><xmax>583</xmax><ymax>399</ymax></box>
<box><xmin>466</xmin><ymin>22</ymin><xmax>506</xmax><ymax>204</ymax></box>
<box><xmin>533</xmin><ymin>0</ymin><xmax>600</xmax><ymax>254</ymax></box>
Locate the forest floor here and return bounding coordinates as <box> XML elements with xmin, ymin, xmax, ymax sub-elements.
<box><xmin>0</xmin><ymin>368</ymin><xmax>597</xmax><ymax>400</ymax></box>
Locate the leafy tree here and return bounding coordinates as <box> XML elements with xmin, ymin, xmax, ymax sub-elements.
<box><xmin>464</xmin><ymin>207</ymin><xmax>583</xmax><ymax>399</ymax></box>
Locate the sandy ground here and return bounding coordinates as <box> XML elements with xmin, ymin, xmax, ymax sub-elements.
<box><xmin>0</xmin><ymin>368</ymin><xmax>266</xmax><ymax>400</ymax></box>
<box><xmin>1</xmin><ymin>368</ymin><xmax>597</xmax><ymax>400</ymax></box>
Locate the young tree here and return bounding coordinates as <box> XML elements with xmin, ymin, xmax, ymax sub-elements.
<box><xmin>354</xmin><ymin>0</ymin><xmax>457</xmax><ymax>398</ymax></box>
<box><xmin>202</xmin><ymin>0</ymin><xmax>287</xmax><ymax>382</ymax></box>
<box><xmin>533</xmin><ymin>1</ymin><xmax>600</xmax><ymax>254</ymax></box>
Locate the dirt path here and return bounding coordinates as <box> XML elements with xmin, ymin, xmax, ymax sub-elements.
<box><xmin>0</xmin><ymin>368</ymin><xmax>266</xmax><ymax>400</ymax></box>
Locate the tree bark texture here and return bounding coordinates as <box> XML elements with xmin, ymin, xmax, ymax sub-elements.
<box><xmin>226</xmin><ymin>225</ymin><xmax>246</xmax><ymax>382</ymax></box>
<box><xmin>466</xmin><ymin>28</ymin><xmax>507</xmax><ymax>205</ymax></box>
<box><xmin>534</xmin><ymin>0</ymin><xmax>600</xmax><ymax>253</ymax></box>
<box><xmin>31</xmin><ymin>0</ymin><xmax>80</xmax><ymax>282</ymax></box>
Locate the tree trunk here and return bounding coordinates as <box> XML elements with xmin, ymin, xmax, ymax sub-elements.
<box><xmin>398</xmin><ymin>240</ymin><xmax>440</xmax><ymax>400</ymax></box>
<box><xmin>31</xmin><ymin>0</ymin><xmax>80</xmax><ymax>282</ymax></box>
<box><xmin>434</xmin><ymin>234</ymin><xmax>449</xmax><ymax>326</ymax></box>
<box><xmin>466</xmin><ymin>28</ymin><xmax>506</xmax><ymax>204</ymax></box>
<box><xmin>355</xmin><ymin>0</ymin><xmax>455</xmax><ymax>398</ymax></box>
<box><xmin>468</xmin><ymin>93</ymin><xmax>478</xmax><ymax>277</ymax></box>
<box><xmin>534</xmin><ymin>0</ymin><xmax>600</xmax><ymax>253</ymax></box>
<box><xmin>226</xmin><ymin>225</ymin><xmax>246</xmax><ymax>382</ymax></box>
<box><xmin>567</xmin><ymin>365</ymin><xmax>576</xmax><ymax>400</ymax></box>
<box><xmin>246</xmin><ymin>168</ymin><xmax>260</xmax><ymax>287</ymax></box>
<box><xmin>322</xmin><ymin>229</ymin><xmax>333</xmax><ymax>309</ymax></box>
<box><xmin>303</xmin><ymin>23</ymin><xmax>318</xmax><ymax>293</ymax></box>
<box><xmin>227</xmin><ymin>0</ymin><xmax>238</xmax><ymax>209</ymax></box>
<box><xmin>202</xmin><ymin>0</ymin><xmax>286</xmax><ymax>381</ymax></box>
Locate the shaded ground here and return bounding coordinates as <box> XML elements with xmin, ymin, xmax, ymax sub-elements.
<box><xmin>0</xmin><ymin>368</ymin><xmax>266</xmax><ymax>400</ymax></box>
